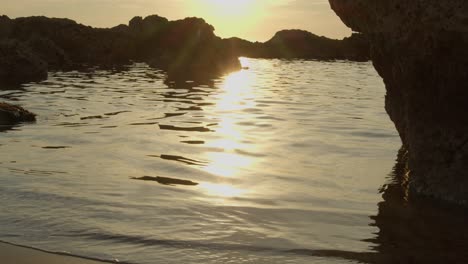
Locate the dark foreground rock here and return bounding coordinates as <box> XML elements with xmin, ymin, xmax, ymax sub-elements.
<box><xmin>0</xmin><ymin>102</ymin><xmax>36</xmax><ymax>125</ymax></box>
<box><xmin>329</xmin><ymin>0</ymin><xmax>468</xmax><ymax>204</ymax></box>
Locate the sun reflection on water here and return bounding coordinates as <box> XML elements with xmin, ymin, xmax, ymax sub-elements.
<box><xmin>203</xmin><ymin>152</ymin><xmax>254</xmax><ymax>178</ymax></box>
<box><xmin>199</xmin><ymin>63</ymin><xmax>260</xmax><ymax>197</ymax></box>
<box><xmin>215</xmin><ymin>68</ymin><xmax>256</xmax><ymax>111</ymax></box>
<box><xmin>199</xmin><ymin>182</ymin><xmax>245</xmax><ymax>197</ymax></box>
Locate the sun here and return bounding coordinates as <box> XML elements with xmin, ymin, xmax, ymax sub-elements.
<box><xmin>189</xmin><ymin>0</ymin><xmax>264</xmax><ymax>39</ymax></box>
<box><xmin>205</xmin><ymin>0</ymin><xmax>253</xmax><ymax>17</ymax></box>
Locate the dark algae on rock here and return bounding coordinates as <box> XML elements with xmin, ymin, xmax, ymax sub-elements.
<box><xmin>329</xmin><ymin>0</ymin><xmax>468</xmax><ymax>204</ymax></box>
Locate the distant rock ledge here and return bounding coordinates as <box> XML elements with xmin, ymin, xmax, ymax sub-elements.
<box><xmin>224</xmin><ymin>30</ymin><xmax>369</xmax><ymax>61</ymax></box>
<box><xmin>0</xmin><ymin>14</ymin><xmax>369</xmax><ymax>85</ymax></box>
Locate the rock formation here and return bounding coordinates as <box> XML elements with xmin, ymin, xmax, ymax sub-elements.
<box><xmin>0</xmin><ymin>102</ymin><xmax>36</xmax><ymax>125</ymax></box>
<box><xmin>0</xmin><ymin>39</ymin><xmax>48</xmax><ymax>84</ymax></box>
<box><xmin>0</xmin><ymin>14</ymin><xmax>370</xmax><ymax>85</ymax></box>
<box><xmin>329</xmin><ymin>0</ymin><xmax>468</xmax><ymax>204</ymax></box>
<box><xmin>0</xmin><ymin>15</ymin><xmax>240</xmax><ymax>84</ymax></box>
<box><xmin>223</xmin><ymin>30</ymin><xmax>369</xmax><ymax>61</ymax></box>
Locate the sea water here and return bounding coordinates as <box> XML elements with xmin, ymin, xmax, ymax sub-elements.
<box><xmin>0</xmin><ymin>59</ymin><xmax>402</xmax><ymax>263</ymax></box>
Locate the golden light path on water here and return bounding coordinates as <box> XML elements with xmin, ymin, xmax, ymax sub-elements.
<box><xmin>199</xmin><ymin>58</ymin><xmax>257</xmax><ymax>199</ymax></box>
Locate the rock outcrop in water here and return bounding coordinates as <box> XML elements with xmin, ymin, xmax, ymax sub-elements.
<box><xmin>0</xmin><ymin>14</ymin><xmax>370</xmax><ymax>85</ymax></box>
<box><xmin>0</xmin><ymin>102</ymin><xmax>36</xmax><ymax>125</ymax></box>
<box><xmin>0</xmin><ymin>15</ymin><xmax>240</xmax><ymax>83</ymax></box>
<box><xmin>223</xmin><ymin>30</ymin><xmax>369</xmax><ymax>61</ymax></box>
<box><xmin>329</xmin><ymin>0</ymin><xmax>468</xmax><ymax>204</ymax></box>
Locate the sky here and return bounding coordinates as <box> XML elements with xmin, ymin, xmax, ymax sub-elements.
<box><xmin>1</xmin><ymin>0</ymin><xmax>351</xmax><ymax>42</ymax></box>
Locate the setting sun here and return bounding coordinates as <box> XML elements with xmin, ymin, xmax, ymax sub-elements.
<box><xmin>188</xmin><ymin>0</ymin><xmax>265</xmax><ymax>38</ymax></box>
<box><xmin>204</xmin><ymin>0</ymin><xmax>253</xmax><ymax>17</ymax></box>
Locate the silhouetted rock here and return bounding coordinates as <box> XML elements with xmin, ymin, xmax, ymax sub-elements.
<box><xmin>0</xmin><ymin>14</ymin><xmax>368</xmax><ymax>85</ymax></box>
<box><xmin>129</xmin><ymin>15</ymin><xmax>168</xmax><ymax>37</ymax></box>
<box><xmin>339</xmin><ymin>33</ymin><xmax>370</xmax><ymax>61</ymax></box>
<box><xmin>147</xmin><ymin>17</ymin><xmax>240</xmax><ymax>79</ymax></box>
<box><xmin>25</xmin><ymin>36</ymin><xmax>71</xmax><ymax>69</ymax></box>
<box><xmin>329</xmin><ymin>0</ymin><xmax>468</xmax><ymax>204</ymax></box>
<box><xmin>223</xmin><ymin>30</ymin><xmax>369</xmax><ymax>61</ymax></box>
<box><xmin>0</xmin><ymin>15</ymin><xmax>242</xmax><ymax>83</ymax></box>
<box><xmin>6</xmin><ymin>16</ymin><xmax>134</xmax><ymax>67</ymax></box>
<box><xmin>0</xmin><ymin>15</ymin><xmax>12</xmax><ymax>38</ymax></box>
<box><xmin>222</xmin><ymin>37</ymin><xmax>263</xmax><ymax>58</ymax></box>
<box><xmin>0</xmin><ymin>102</ymin><xmax>36</xmax><ymax>125</ymax></box>
<box><xmin>0</xmin><ymin>39</ymin><xmax>48</xmax><ymax>84</ymax></box>
<box><xmin>127</xmin><ymin>16</ymin><xmax>240</xmax><ymax>79</ymax></box>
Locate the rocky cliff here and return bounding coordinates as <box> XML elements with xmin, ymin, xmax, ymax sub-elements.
<box><xmin>329</xmin><ymin>0</ymin><xmax>468</xmax><ymax>204</ymax></box>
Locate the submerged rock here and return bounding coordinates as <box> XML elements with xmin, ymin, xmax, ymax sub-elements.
<box><xmin>131</xmin><ymin>176</ymin><xmax>198</xmax><ymax>186</ymax></box>
<box><xmin>329</xmin><ymin>0</ymin><xmax>468</xmax><ymax>204</ymax></box>
<box><xmin>0</xmin><ymin>102</ymin><xmax>36</xmax><ymax>125</ymax></box>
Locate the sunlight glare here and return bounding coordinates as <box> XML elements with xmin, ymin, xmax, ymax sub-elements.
<box><xmin>216</xmin><ymin>69</ymin><xmax>256</xmax><ymax>111</ymax></box>
<box><xmin>200</xmin><ymin>62</ymin><xmax>259</xmax><ymax>178</ymax></box>
<box><xmin>239</xmin><ymin>57</ymin><xmax>252</xmax><ymax>68</ymax></box>
<box><xmin>203</xmin><ymin>152</ymin><xmax>253</xmax><ymax>178</ymax></box>
<box><xmin>199</xmin><ymin>182</ymin><xmax>244</xmax><ymax>197</ymax></box>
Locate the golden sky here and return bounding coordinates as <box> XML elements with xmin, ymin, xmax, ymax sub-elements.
<box><xmin>2</xmin><ymin>0</ymin><xmax>351</xmax><ymax>41</ymax></box>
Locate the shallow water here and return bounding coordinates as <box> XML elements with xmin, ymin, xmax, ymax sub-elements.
<box><xmin>0</xmin><ymin>59</ymin><xmax>404</xmax><ymax>263</ymax></box>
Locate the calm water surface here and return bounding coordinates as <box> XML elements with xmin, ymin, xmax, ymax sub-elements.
<box><xmin>0</xmin><ymin>59</ymin><xmax>402</xmax><ymax>263</ymax></box>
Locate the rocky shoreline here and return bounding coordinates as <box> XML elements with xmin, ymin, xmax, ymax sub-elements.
<box><xmin>0</xmin><ymin>14</ymin><xmax>369</xmax><ymax>85</ymax></box>
<box><xmin>0</xmin><ymin>15</ymin><xmax>241</xmax><ymax>84</ymax></box>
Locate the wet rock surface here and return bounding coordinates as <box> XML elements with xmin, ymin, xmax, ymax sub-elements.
<box><xmin>329</xmin><ymin>0</ymin><xmax>468</xmax><ymax>204</ymax></box>
<box><xmin>0</xmin><ymin>39</ymin><xmax>48</xmax><ymax>84</ymax></box>
<box><xmin>0</xmin><ymin>102</ymin><xmax>36</xmax><ymax>126</ymax></box>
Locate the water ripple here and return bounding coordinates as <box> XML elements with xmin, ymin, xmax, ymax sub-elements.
<box><xmin>0</xmin><ymin>60</ymin><xmax>398</xmax><ymax>264</ymax></box>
